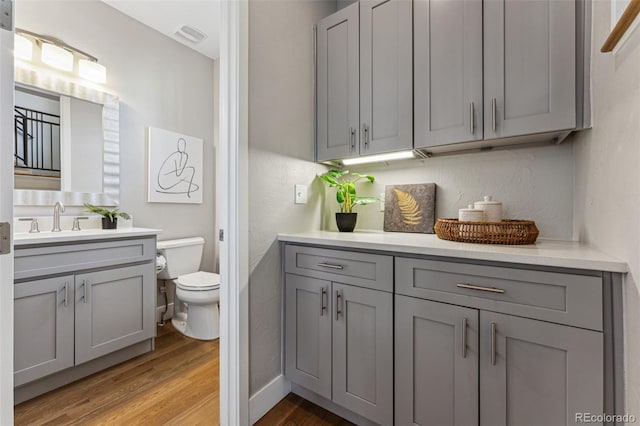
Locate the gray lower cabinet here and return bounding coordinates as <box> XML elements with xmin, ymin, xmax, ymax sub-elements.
<box><xmin>284</xmin><ymin>273</ymin><xmax>393</xmax><ymax>425</ymax></box>
<box><xmin>75</xmin><ymin>264</ymin><xmax>156</xmax><ymax>365</ymax></box>
<box><xmin>395</xmin><ymin>295</ymin><xmax>479</xmax><ymax>426</ymax></box>
<box><xmin>14</xmin><ymin>236</ymin><xmax>156</xmax><ymax>391</ymax></box>
<box><xmin>480</xmin><ymin>311</ymin><xmax>603</xmax><ymax>426</ymax></box>
<box><xmin>14</xmin><ymin>276</ymin><xmax>75</xmax><ymax>387</ymax></box>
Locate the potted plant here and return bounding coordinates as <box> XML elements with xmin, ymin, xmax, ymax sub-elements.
<box><xmin>84</xmin><ymin>203</ymin><xmax>131</xmax><ymax>230</ymax></box>
<box><xmin>318</xmin><ymin>170</ymin><xmax>379</xmax><ymax>232</ymax></box>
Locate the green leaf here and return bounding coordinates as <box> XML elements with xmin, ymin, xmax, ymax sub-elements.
<box><xmin>318</xmin><ymin>175</ymin><xmax>339</xmax><ymax>186</ymax></box>
<box><xmin>336</xmin><ymin>191</ymin><xmax>345</xmax><ymax>204</ymax></box>
<box><xmin>354</xmin><ymin>197</ymin><xmax>381</xmax><ymax>205</ymax></box>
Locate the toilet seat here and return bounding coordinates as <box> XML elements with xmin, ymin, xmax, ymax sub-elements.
<box><xmin>176</xmin><ymin>271</ymin><xmax>221</xmax><ymax>291</ymax></box>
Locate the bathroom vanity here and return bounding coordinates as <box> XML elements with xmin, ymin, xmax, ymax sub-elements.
<box><xmin>13</xmin><ymin>228</ymin><xmax>159</xmax><ymax>403</ymax></box>
<box><xmin>279</xmin><ymin>231</ymin><xmax>627</xmax><ymax>426</ymax></box>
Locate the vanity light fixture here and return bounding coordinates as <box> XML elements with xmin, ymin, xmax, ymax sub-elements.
<box><xmin>342</xmin><ymin>150</ymin><xmax>416</xmax><ymax>166</ymax></box>
<box><xmin>15</xmin><ymin>29</ymin><xmax>107</xmax><ymax>84</ymax></box>
<box><xmin>41</xmin><ymin>42</ymin><xmax>74</xmax><ymax>71</ymax></box>
<box><xmin>14</xmin><ymin>34</ymin><xmax>33</xmax><ymax>61</ymax></box>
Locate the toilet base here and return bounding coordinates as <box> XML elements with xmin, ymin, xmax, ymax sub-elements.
<box><xmin>172</xmin><ymin>303</ymin><xmax>220</xmax><ymax>341</ymax></box>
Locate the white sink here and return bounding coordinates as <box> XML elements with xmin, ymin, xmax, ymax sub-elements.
<box><xmin>14</xmin><ymin>227</ymin><xmax>161</xmax><ymax>246</ymax></box>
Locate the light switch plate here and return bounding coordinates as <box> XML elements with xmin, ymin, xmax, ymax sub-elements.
<box><xmin>295</xmin><ymin>184</ymin><xmax>308</xmax><ymax>204</ymax></box>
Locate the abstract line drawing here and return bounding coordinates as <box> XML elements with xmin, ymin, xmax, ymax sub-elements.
<box><xmin>156</xmin><ymin>138</ymin><xmax>200</xmax><ymax>198</ymax></box>
<box><xmin>148</xmin><ymin>127</ymin><xmax>203</xmax><ymax>204</ymax></box>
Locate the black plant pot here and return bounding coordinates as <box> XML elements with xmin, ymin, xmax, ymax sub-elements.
<box><xmin>102</xmin><ymin>217</ymin><xmax>118</xmax><ymax>230</ymax></box>
<box><xmin>336</xmin><ymin>213</ymin><xmax>357</xmax><ymax>232</ymax></box>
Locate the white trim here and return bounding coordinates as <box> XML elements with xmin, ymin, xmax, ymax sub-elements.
<box><xmin>249</xmin><ymin>375</ymin><xmax>292</xmax><ymax>425</ymax></box>
<box><xmin>155</xmin><ymin>302</ymin><xmax>174</xmax><ymax>324</ymax></box>
<box><xmin>219</xmin><ymin>0</ymin><xmax>250</xmax><ymax>425</ymax></box>
<box><xmin>0</xmin><ymin>13</ymin><xmax>15</xmax><ymax>425</ymax></box>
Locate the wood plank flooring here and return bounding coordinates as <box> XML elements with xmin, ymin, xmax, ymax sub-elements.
<box><xmin>15</xmin><ymin>324</ymin><xmax>349</xmax><ymax>425</ymax></box>
<box><xmin>15</xmin><ymin>323</ymin><xmax>219</xmax><ymax>425</ymax></box>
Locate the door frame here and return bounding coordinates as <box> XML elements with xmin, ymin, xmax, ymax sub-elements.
<box><xmin>0</xmin><ymin>2</ymin><xmax>15</xmax><ymax>422</ymax></box>
<box><xmin>218</xmin><ymin>0</ymin><xmax>250</xmax><ymax>425</ymax></box>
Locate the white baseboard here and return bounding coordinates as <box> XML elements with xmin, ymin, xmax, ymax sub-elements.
<box><xmin>156</xmin><ymin>302</ymin><xmax>174</xmax><ymax>324</ymax></box>
<box><xmin>249</xmin><ymin>374</ymin><xmax>291</xmax><ymax>425</ymax></box>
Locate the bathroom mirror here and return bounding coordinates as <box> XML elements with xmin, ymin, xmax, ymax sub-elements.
<box><xmin>13</xmin><ymin>66</ymin><xmax>120</xmax><ymax>206</ymax></box>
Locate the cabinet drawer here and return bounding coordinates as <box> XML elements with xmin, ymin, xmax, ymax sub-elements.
<box><xmin>396</xmin><ymin>257</ymin><xmax>602</xmax><ymax>330</ymax></box>
<box><xmin>15</xmin><ymin>237</ymin><xmax>156</xmax><ymax>280</ymax></box>
<box><xmin>285</xmin><ymin>245</ymin><xmax>393</xmax><ymax>292</ymax></box>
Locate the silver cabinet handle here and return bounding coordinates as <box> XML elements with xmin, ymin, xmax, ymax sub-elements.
<box><xmin>317</xmin><ymin>262</ymin><xmax>343</xmax><ymax>270</ymax></box>
<box><xmin>64</xmin><ymin>282</ymin><xmax>68</xmax><ymax>307</ymax></box>
<box><xmin>320</xmin><ymin>287</ymin><xmax>327</xmax><ymax>316</ymax></box>
<box><xmin>462</xmin><ymin>318</ymin><xmax>468</xmax><ymax>358</ymax></box>
<box><xmin>349</xmin><ymin>127</ymin><xmax>356</xmax><ymax>152</ymax></box>
<box><xmin>457</xmin><ymin>283</ymin><xmax>505</xmax><ymax>294</ymax></box>
<box><xmin>82</xmin><ymin>280</ymin><xmax>88</xmax><ymax>303</ymax></box>
<box><xmin>491</xmin><ymin>322</ymin><xmax>497</xmax><ymax>366</ymax></box>
<box><xmin>469</xmin><ymin>102</ymin><xmax>475</xmax><ymax>134</ymax></box>
<box><xmin>335</xmin><ymin>290</ymin><xmax>343</xmax><ymax>321</ymax></box>
<box><xmin>491</xmin><ymin>98</ymin><xmax>497</xmax><ymax>131</ymax></box>
<box><xmin>363</xmin><ymin>123</ymin><xmax>369</xmax><ymax>148</ymax></box>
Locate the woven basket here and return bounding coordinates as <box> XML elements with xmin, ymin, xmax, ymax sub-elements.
<box><xmin>434</xmin><ymin>219</ymin><xmax>539</xmax><ymax>245</ymax></box>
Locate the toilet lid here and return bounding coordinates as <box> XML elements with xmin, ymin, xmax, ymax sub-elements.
<box><xmin>176</xmin><ymin>271</ymin><xmax>221</xmax><ymax>291</ymax></box>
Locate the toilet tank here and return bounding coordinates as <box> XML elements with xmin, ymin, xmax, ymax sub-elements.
<box><xmin>157</xmin><ymin>237</ymin><xmax>205</xmax><ymax>279</ymax></box>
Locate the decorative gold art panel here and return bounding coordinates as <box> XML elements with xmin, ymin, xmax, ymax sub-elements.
<box><xmin>383</xmin><ymin>183</ymin><xmax>436</xmax><ymax>233</ymax></box>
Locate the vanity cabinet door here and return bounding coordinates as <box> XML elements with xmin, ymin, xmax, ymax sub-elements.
<box><xmin>284</xmin><ymin>274</ymin><xmax>332</xmax><ymax>399</ymax></box>
<box><xmin>480</xmin><ymin>311</ymin><xmax>603</xmax><ymax>426</ymax></box>
<box><xmin>332</xmin><ymin>282</ymin><xmax>393</xmax><ymax>426</ymax></box>
<box><xmin>395</xmin><ymin>296</ymin><xmax>479</xmax><ymax>426</ymax></box>
<box><xmin>14</xmin><ymin>276</ymin><xmax>75</xmax><ymax>386</ymax></box>
<box><xmin>75</xmin><ymin>264</ymin><xmax>156</xmax><ymax>364</ymax></box>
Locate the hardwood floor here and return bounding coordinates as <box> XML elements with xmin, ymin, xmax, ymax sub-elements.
<box><xmin>14</xmin><ymin>323</ymin><xmax>219</xmax><ymax>425</ymax></box>
<box><xmin>15</xmin><ymin>324</ymin><xmax>349</xmax><ymax>425</ymax></box>
<box><xmin>255</xmin><ymin>394</ymin><xmax>354</xmax><ymax>426</ymax></box>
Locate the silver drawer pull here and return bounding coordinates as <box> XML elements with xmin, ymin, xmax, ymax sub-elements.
<box><xmin>320</xmin><ymin>287</ymin><xmax>327</xmax><ymax>316</ymax></box>
<box><xmin>457</xmin><ymin>283</ymin><xmax>505</xmax><ymax>294</ymax></box>
<box><xmin>317</xmin><ymin>262</ymin><xmax>344</xmax><ymax>270</ymax></box>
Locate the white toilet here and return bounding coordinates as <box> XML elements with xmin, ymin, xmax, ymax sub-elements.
<box><xmin>156</xmin><ymin>237</ymin><xmax>221</xmax><ymax>340</ymax></box>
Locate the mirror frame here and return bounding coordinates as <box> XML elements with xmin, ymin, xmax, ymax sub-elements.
<box><xmin>13</xmin><ymin>65</ymin><xmax>120</xmax><ymax>206</ymax></box>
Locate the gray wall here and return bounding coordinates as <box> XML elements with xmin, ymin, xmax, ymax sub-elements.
<box><xmin>572</xmin><ymin>3</ymin><xmax>640</xmax><ymax>415</ymax></box>
<box><xmin>333</xmin><ymin>143</ymin><xmax>575</xmax><ymax>239</ymax></box>
<box><xmin>248</xmin><ymin>0</ymin><xmax>334</xmax><ymax>395</ymax></box>
<box><xmin>15</xmin><ymin>1</ymin><xmax>218</xmax><ymax>273</ymax></box>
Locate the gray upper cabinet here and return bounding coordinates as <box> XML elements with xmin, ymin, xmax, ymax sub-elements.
<box><xmin>480</xmin><ymin>311</ymin><xmax>603</xmax><ymax>426</ymax></box>
<box><xmin>14</xmin><ymin>276</ymin><xmax>75</xmax><ymax>387</ymax></box>
<box><xmin>395</xmin><ymin>295</ymin><xmax>479</xmax><ymax>426</ymax></box>
<box><xmin>332</xmin><ymin>282</ymin><xmax>393</xmax><ymax>426</ymax></box>
<box><xmin>414</xmin><ymin>0</ymin><xmax>483</xmax><ymax>148</ymax></box>
<box><xmin>75</xmin><ymin>264</ymin><xmax>156</xmax><ymax>365</ymax></box>
<box><xmin>317</xmin><ymin>2</ymin><xmax>360</xmax><ymax>162</ymax></box>
<box><xmin>359</xmin><ymin>0</ymin><xmax>413</xmax><ymax>155</ymax></box>
<box><xmin>484</xmin><ymin>0</ymin><xmax>576</xmax><ymax>139</ymax></box>
<box><xmin>284</xmin><ymin>274</ymin><xmax>332</xmax><ymax>400</ymax></box>
<box><xmin>316</xmin><ymin>0</ymin><xmax>412</xmax><ymax>161</ymax></box>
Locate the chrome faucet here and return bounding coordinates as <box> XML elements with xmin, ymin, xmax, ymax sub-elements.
<box><xmin>52</xmin><ymin>201</ymin><xmax>65</xmax><ymax>232</ymax></box>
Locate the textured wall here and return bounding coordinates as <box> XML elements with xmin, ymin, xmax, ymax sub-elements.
<box><xmin>329</xmin><ymin>143</ymin><xmax>575</xmax><ymax>240</ymax></box>
<box><xmin>15</xmin><ymin>1</ymin><xmax>218</xmax><ymax>273</ymax></box>
<box><xmin>248</xmin><ymin>0</ymin><xmax>334</xmax><ymax>395</ymax></box>
<box><xmin>572</xmin><ymin>3</ymin><xmax>640</xmax><ymax>415</ymax></box>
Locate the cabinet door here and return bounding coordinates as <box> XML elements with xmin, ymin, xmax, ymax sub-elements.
<box><xmin>360</xmin><ymin>0</ymin><xmax>413</xmax><ymax>155</ymax></box>
<box><xmin>484</xmin><ymin>0</ymin><xmax>576</xmax><ymax>139</ymax></box>
<box><xmin>14</xmin><ymin>276</ymin><xmax>75</xmax><ymax>386</ymax></box>
<box><xmin>284</xmin><ymin>274</ymin><xmax>332</xmax><ymax>400</ymax></box>
<box><xmin>316</xmin><ymin>2</ymin><xmax>360</xmax><ymax>162</ymax></box>
<box><xmin>332</xmin><ymin>283</ymin><xmax>393</xmax><ymax>425</ymax></box>
<box><xmin>75</xmin><ymin>264</ymin><xmax>156</xmax><ymax>364</ymax></box>
<box><xmin>414</xmin><ymin>0</ymin><xmax>483</xmax><ymax>148</ymax></box>
<box><xmin>395</xmin><ymin>296</ymin><xmax>479</xmax><ymax>426</ymax></box>
<box><xmin>480</xmin><ymin>311</ymin><xmax>603</xmax><ymax>426</ymax></box>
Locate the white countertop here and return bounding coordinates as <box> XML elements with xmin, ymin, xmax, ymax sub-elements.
<box><xmin>14</xmin><ymin>227</ymin><xmax>161</xmax><ymax>247</ymax></box>
<box><xmin>278</xmin><ymin>230</ymin><xmax>628</xmax><ymax>273</ymax></box>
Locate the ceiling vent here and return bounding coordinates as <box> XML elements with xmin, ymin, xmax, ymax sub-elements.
<box><xmin>175</xmin><ymin>25</ymin><xmax>207</xmax><ymax>44</ymax></box>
